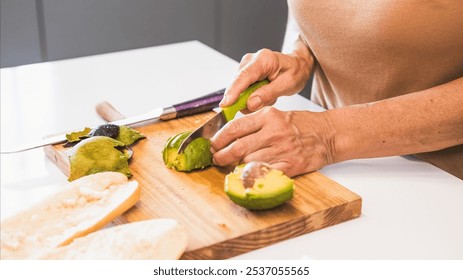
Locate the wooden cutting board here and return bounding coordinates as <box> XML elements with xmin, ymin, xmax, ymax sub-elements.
<box><xmin>44</xmin><ymin>106</ymin><xmax>362</xmax><ymax>259</ymax></box>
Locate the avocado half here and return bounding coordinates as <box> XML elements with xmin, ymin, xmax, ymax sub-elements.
<box><xmin>224</xmin><ymin>162</ymin><xmax>295</xmax><ymax>210</ymax></box>
<box><xmin>162</xmin><ymin>131</ymin><xmax>212</xmax><ymax>172</ymax></box>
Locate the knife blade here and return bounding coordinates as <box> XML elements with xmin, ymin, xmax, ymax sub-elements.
<box><xmin>177</xmin><ymin>110</ymin><xmax>228</xmax><ymax>154</ymax></box>
<box><xmin>1</xmin><ymin>88</ymin><xmax>225</xmax><ymax>154</ymax></box>
<box><xmin>177</xmin><ymin>79</ymin><xmax>269</xmax><ymax>153</ymax></box>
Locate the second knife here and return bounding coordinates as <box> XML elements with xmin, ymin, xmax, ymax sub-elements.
<box><xmin>1</xmin><ymin>88</ymin><xmax>225</xmax><ymax>154</ymax></box>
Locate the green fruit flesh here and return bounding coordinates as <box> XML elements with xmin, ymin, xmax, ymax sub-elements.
<box><xmin>222</xmin><ymin>79</ymin><xmax>269</xmax><ymax>121</ymax></box>
<box><xmin>68</xmin><ymin>136</ymin><xmax>132</xmax><ymax>181</ymax></box>
<box><xmin>225</xmin><ymin>164</ymin><xmax>294</xmax><ymax>210</ymax></box>
<box><xmin>115</xmin><ymin>125</ymin><xmax>145</xmax><ymax>146</ymax></box>
<box><xmin>65</xmin><ymin>127</ymin><xmax>92</xmax><ymax>143</ymax></box>
<box><xmin>162</xmin><ymin>131</ymin><xmax>212</xmax><ymax>172</ymax></box>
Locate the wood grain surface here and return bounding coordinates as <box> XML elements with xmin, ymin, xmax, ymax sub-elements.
<box><xmin>44</xmin><ymin>109</ymin><xmax>362</xmax><ymax>259</ymax></box>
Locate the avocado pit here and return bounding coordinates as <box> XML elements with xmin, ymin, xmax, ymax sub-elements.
<box><xmin>240</xmin><ymin>162</ymin><xmax>271</xmax><ymax>188</ymax></box>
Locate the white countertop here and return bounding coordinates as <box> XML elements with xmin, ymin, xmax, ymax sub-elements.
<box><xmin>1</xmin><ymin>41</ymin><xmax>462</xmax><ymax>260</ymax></box>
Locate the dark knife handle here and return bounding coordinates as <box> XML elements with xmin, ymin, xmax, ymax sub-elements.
<box><xmin>162</xmin><ymin>88</ymin><xmax>225</xmax><ymax>120</ymax></box>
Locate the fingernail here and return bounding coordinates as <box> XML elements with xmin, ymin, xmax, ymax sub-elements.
<box><xmin>248</xmin><ymin>96</ymin><xmax>262</xmax><ymax>110</ymax></box>
<box><xmin>210</xmin><ymin>146</ymin><xmax>216</xmax><ymax>154</ymax></box>
<box><xmin>219</xmin><ymin>95</ymin><xmax>228</xmax><ymax>107</ymax></box>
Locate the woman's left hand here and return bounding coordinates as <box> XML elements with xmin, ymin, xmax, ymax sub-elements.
<box><xmin>211</xmin><ymin>107</ymin><xmax>336</xmax><ymax>177</ymax></box>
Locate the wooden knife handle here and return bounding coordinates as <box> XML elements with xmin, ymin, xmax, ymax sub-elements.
<box><xmin>95</xmin><ymin>101</ymin><xmax>126</xmax><ymax>122</ymax></box>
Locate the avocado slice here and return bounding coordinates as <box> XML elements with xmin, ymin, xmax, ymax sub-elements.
<box><xmin>68</xmin><ymin>136</ymin><xmax>132</xmax><ymax>181</ymax></box>
<box><xmin>224</xmin><ymin>162</ymin><xmax>295</xmax><ymax>210</ymax></box>
<box><xmin>162</xmin><ymin>131</ymin><xmax>212</xmax><ymax>172</ymax></box>
<box><xmin>222</xmin><ymin>79</ymin><xmax>269</xmax><ymax>121</ymax></box>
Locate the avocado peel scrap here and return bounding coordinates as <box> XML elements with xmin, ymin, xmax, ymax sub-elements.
<box><xmin>116</xmin><ymin>125</ymin><xmax>146</xmax><ymax>146</ymax></box>
<box><xmin>65</xmin><ymin>127</ymin><xmax>92</xmax><ymax>143</ymax></box>
<box><xmin>64</xmin><ymin>125</ymin><xmax>145</xmax><ymax>181</ymax></box>
<box><xmin>68</xmin><ymin>136</ymin><xmax>132</xmax><ymax>181</ymax></box>
<box><xmin>65</xmin><ymin>125</ymin><xmax>145</xmax><ymax>146</ymax></box>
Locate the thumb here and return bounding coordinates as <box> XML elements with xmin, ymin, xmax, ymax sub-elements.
<box><xmin>246</xmin><ymin>84</ymin><xmax>278</xmax><ymax>111</ymax></box>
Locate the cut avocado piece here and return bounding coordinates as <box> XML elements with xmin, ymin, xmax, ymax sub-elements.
<box><xmin>162</xmin><ymin>131</ymin><xmax>212</xmax><ymax>172</ymax></box>
<box><xmin>224</xmin><ymin>162</ymin><xmax>294</xmax><ymax>210</ymax></box>
<box><xmin>222</xmin><ymin>79</ymin><xmax>269</xmax><ymax>121</ymax></box>
<box><xmin>161</xmin><ymin>80</ymin><xmax>269</xmax><ymax>172</ymax></box>
<box><xmin>68</xmin><ymin>136</ymin><xmax>132</xmax><ymax>181</ymax></box>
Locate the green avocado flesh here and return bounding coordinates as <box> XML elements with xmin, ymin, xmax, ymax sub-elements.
<box><xmin>224</xmin><ymin>163</ymin><xmax>295</xmax><ymax>210</ymax></box>
<box><xmin>68</xmin><ymin>136</ymin><xmax>132</xmax><ymax>181</ymax></box>
<box><xmin>162</xmin><ymin>131</ymin><xmax>212</xmax><ymax>172</ymax></box>
<box><xmin>115</xmin><ymin>125</ymin><xmax>145</xmax><ymax>146</ymax></box>
<box><xmin>66</xmin><ymin>127</ymin><xmax>92</xmax><ymax>143</ymax></box>
<box><xmin>222</xmin><ymin>79</ymin><xmax>269</xmax><ymax>121</ymax></box>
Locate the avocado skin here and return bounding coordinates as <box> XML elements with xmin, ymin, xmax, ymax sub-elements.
<box><xmin>224</xmin><ymin>163</ymin><xmax>295</xmax><ymax>210</ymax></box>
<box><xmin>162</xmin><ymin>131</ymin><xmax>212</xmax><ymax>172</ymax></box>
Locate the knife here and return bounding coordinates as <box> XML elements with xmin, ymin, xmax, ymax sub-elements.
<box><xmin>177</xmin><ymin>79</ymin><xmax>269</xmax><ymax>153</ymax></box>
<box><xmin>1</xmin><ymin>88</ymin><xmax>225</xmax><ymax>154</ymax></box>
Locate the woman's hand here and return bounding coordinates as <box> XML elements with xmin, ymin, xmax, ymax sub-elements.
<box><xmin>221</xmin><ymin>44</ymin><xmax>314</xmax><ymax>112</ymax></box>
<box><xmin>211</xmin><ymin>107</ymin><xmax>336</xmax><ymax>177</ymax></box>
<box><xmin>212</xmin><ymin>39</ymin><xmax>319</xmax><ymax>177</ymax></box>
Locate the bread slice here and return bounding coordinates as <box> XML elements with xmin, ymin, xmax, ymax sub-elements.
<box><xmin>1</xmin><ymin>172</ymin><xmax>140</xmax><ymax>259</ymax></box>
<box><xmin>41</xmin><ymin>219</ymin><xmax>188</xmax><ymax>260</ymax></box>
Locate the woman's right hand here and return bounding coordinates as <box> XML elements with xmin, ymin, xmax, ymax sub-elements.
<box><xmin>220</xmin><ymin>40</ymin><xmax>314</xmax><ymax>112</ymax></box>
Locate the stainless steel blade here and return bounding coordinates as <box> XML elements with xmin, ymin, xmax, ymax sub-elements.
<box><xmin>0</xmin><ymin>133</ymin><xmax>70</xmax><ymax>154</ymax></box>
<box><xmin>175</xmin><ymin>80</ymin><xmax>270</xmax><ymax>154</ymax></box>
<box><xmin>1</xmin><ymin>86</ymin><xmax>227</xmax><ymax>154</ymax></box>
<box><xmin>109</xmin><ymin>107</ymin><xmax>163</xmax><ymax>126</ymax></box>
<box><xmin>0</xmin><ymin>108</ymin><xmax>164</xmax><ymax>154</ymax></box>
<box><xmin>177</xmin><ymin>111</ymin><xmax>227</xmax><ymax>153</ymax></box>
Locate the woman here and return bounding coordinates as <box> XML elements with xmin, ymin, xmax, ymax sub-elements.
<box><xmin>211</xmin><ymin>1</ymin><xmax>463</xmax><ymax>179</ymax></box>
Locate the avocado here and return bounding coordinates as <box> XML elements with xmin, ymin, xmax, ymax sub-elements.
<box><xmin>68</xmin><ymin>136</ymin><xmax>132</xmax><ymax>181</ymax></box>
<box><xmin>224</xmin><ymin>162</ymin><xmax>295</xmax><ymax>210</ymax></box>
<box><xmin>222</xmin><ymin>79</ymin><xmax>269</xmax><ymax>121</ymax></box>
<box><xmin>162</xmin><ymin>80</ymin><xmax>269</xmax><ymax>172</ymax></box>
<box><xmin>162</xmin><ymin>131</ymin><xmax>212</xmax><ymax>172</ymax></box>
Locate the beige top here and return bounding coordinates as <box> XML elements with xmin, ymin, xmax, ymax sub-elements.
<box><xmin>288</xmin><ymin>0</ymin><xmax>463</xmax><ymax>178</ymax></box>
